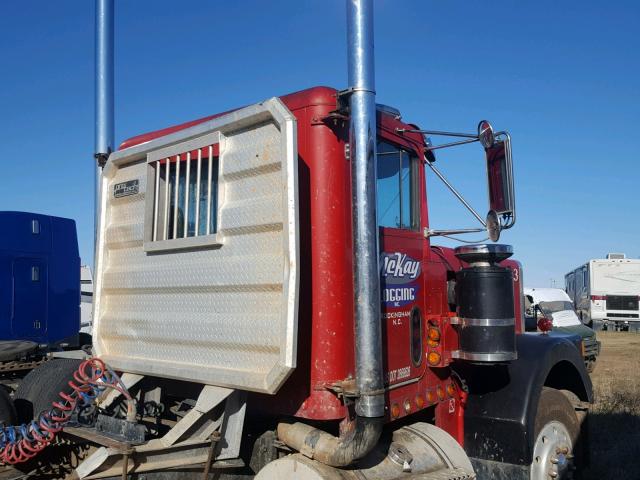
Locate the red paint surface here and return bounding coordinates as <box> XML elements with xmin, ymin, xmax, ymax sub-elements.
<box><xmin>118</xmin><ymin>86</ymin><xmax>523</xmax><ymax>444</ymax></box>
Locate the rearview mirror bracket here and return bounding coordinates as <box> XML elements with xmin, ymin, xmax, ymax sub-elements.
<box><xmin>397</xmin><ymin>123</ymin><xmax>516</xmax><ymax>241</ymax></box>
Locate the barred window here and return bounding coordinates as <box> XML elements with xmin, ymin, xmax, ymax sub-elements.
<box><xmin>144</xmin><ymin>132</ymin><xmax>223</xmax><ymax>252</ymax></box>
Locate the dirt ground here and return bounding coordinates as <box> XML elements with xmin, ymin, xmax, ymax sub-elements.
<box><xmin>583</xmin><ymin>331</ymin><xmax>640</xmax><ymax>479</ymax></box>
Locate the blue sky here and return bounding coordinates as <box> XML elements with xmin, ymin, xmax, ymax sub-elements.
<box><xmin>0</xmin><ymin>1</ymin><xmax>638</xmax><ymax>286</ymax></box>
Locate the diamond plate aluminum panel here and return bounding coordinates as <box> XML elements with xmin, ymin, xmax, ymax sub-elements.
<box><xmin>93</xmin><ymin>99</ymin><xmax>299</xmax><ymax>394</ymax></box>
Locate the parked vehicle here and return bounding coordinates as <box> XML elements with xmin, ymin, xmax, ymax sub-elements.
<box><xmin>0</xmin><ymin>211</ymin><xmax>81</xmax><ymax>387</ymax></box>
<box><xmin>1</xmin><ymin>2</ymin><xmax>592</xmax><ymax>480</ymax></box>
<box><xmin>524</xmin><ymin>288</ymin><xmax>600</xmax><ymax>372</ymax></box>
<box><xmin>79</xmin><ymin>265</ymin><xmax>93</xmax><ymax>341</ymax></box>
<box><xmin>565</xmin><ymin>253</ymin><xmax>640</xmax><ymax>331</ymax></box>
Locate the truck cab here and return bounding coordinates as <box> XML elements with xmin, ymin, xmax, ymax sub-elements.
<box><xmin>0</xmin><ymin>212</ymin><xmax>80</xmax><ymax>350</ymax></box>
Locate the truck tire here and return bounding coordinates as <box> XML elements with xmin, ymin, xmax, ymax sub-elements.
<box><xmin>530</xmin><ymin>387</ymin><xmax>580</xmax><ymax>480</ymax></box>
<box><xmin>14</xmin><ymin>359</ymin><xmax>82</xmax><ymax>423</ymax></box>
<box><xmin>0</xmin><ymin>388</ymin><xmax>16</xmax><ymax>425</ymax></box>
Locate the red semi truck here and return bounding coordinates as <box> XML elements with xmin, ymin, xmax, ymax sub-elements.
<box><xmin>1</xmin><ymin>2</ymin><xmax>591</xmax><ymax>480</ymax></box>
<box><xmin>6</xmin><ymin>85</ymin><xmax>591</xmax><ymax>480</ymax></box>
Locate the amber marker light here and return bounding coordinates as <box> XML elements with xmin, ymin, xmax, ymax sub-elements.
<box><xmin>446</xmin><ymin>383</ymin><xmax>456</xmax><ymax>397</ymax></box>
<box><xmin>415</xmin><ymin>394</ymin><xmax>425</xmax><ymax>408</ymax></box>
<box><xmin>391</xmin><ymin>403</ymin><xmax>401</xmax><ymax>419</ymax></box>
<box><xmin>436</xmin><ymin>385</ymin><xmax>445</xmax><ymax>400</ymax></box>
<box><xmin>427</xmin><ymin>327</ymin><xmax>441</xmax><ymax>342</ymax></box>
<box><xmin>426</xmin><ymin>390</ymin><xmax>435</xmax><ymax>403</ymax></box>
<box><xmin>427</xmin><ymin>351</ymin><xmax>441</xmax><ymax>366</ymax></box>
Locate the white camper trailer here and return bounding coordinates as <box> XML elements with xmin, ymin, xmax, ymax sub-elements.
<box><xmin>565</xmin><ymin>254</ymin><xmax>640</xmax><ymax>331</ymax></box>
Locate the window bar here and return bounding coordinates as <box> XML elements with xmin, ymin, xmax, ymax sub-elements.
<box><xmin>194</xmin><ymin>148</ymin><xmax>202</xmax><ymax>236</ymax></box>
<box><xmin>184</xmin><ymin>151</ymin><xmax>191</xmax><ymax>238</ymax></box>
<box><xmin>173</xmin><ymin>154</ymin><xmax>180</xmax><ymax>239</ymax></box>
<box><xmin>206</xmin><ymin>145</ymin><xmax>213</xmax><ymax>235</ymax></box>
<box><xmin>164</xmin><ymin>158</ymin><xmax>170</xmax><ymax>240</ymax></box>
<box><xmin>153</xmin><ymin>160</ymin><xmax>160</xmax><ymax>241</ymax></box>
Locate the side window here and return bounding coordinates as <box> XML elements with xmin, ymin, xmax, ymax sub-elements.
<box><xmin>376</xmin><ymin>141</ymin><xmax>419</xmax><ymax>229</ymax></box>
<box><xmin>576</xmin><ymin>271</ymin><xmax>582</xmax><ymax>292</ymax></box>
<box><xmin>525</xmin><ymin>295</ymin><xmax>534</xmax><ymax>317</ymax></box>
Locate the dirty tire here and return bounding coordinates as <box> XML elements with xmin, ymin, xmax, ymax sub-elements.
<box><xmin>0</xmin><ymin>388</ymin><xmax>16</xmax><ymax>425</ymax></box>
<box><xmin>14</xmin><ymin>359</ymin><xmax>82</xmax><ymax>423</ymax></box>
<box><xmin>531</xmin><ymin>387</ymin><xmax>581</xmax><ymax>479</ymax></box>
<box><xmin>78</xmin><ymin>332</ymin><xmax>92</xmax><ymax>348</ymax></box>
<box><xmin>586</xmin><ymin>360</ymin><xmax>596</xmax><ymax>374</ymax></box>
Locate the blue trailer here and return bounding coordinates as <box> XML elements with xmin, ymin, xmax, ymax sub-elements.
<box><xmin>0</xmin><ymin>212</ymin><xmax>80</xmax><ymax>360</ymax></box>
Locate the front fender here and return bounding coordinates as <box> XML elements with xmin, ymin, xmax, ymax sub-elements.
<box><xmin>460</xmin><ymin>332</ymin><xmax>592</xmax><ymax>466</ymax></box>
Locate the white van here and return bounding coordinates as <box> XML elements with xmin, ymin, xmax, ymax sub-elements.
<box><xmin>524</xmin><ymin>287</ymin><xmax>600</xmax><ymax>372</ymax></box>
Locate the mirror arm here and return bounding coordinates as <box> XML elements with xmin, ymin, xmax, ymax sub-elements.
<box><xmin>424</xmin><ymin>227</ymin><xmax>485</xmax><ymax>238</ymax></box>
<box><xmin>426</xmin><ymin>138</ymin><xmax>479</xmax><ymax>151</ymax></box>
<box><xmin>425</xmin><ymin>160</ymin><xmax>487</xmax><ymax>227</ymax></box>
<box><xmin>396</xmin><ymin>128</ymin><xmax>477</xmax><ymax>139</ymax></box>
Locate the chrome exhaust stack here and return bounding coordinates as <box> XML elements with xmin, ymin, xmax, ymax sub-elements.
<box><xmin>94</xmin><ymin>0</ymin><xmax>114</xmax><ymax>254</ymax></box>
<box><xmin>95</xmin><ymin>0</ymin><xmax>114</xmax><ymax>165</ymax></box>
<box><xmin>278</xmin><ymin>0</ymin><xmax>384</xmax><ymax>466</ymax></box>
<box><xmin>347</xmin><ymin>0</ymin><xmax>385</xmax><ymax>422</ymax></box>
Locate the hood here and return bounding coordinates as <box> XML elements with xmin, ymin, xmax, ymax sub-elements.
<box><xmin>555</xmin><ymin>323</ymin><xmax>596</xmax><ymax>339</ymax></box>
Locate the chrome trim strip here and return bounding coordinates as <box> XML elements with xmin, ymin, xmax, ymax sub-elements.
<box><xmin>452</xmin><ymin>351</ymin><xmax>517</xmax><ymax>362</ymax></box>
<box><xmin>457</xmin><ymin>317</ymin><xmax>515</xmax><ymax>327</ymax></box>
<box><xmin>387</xmin><ymin>377</ymin><xmax>420</xmax><ymax>391</ymax></box>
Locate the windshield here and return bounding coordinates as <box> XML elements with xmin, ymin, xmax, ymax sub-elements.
<box><xmin>539</xmin><ymin>301</ymin><xmax>574</xmax><ymax>316</ymax></box>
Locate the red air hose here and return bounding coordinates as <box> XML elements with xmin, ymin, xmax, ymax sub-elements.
<box><xmin>0</xmin><ymin>358</ymin><xmax>134</xmax><ymax>465</ymax></box>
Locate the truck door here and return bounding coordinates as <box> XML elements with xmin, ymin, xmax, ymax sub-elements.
<box><xmin>12</xmin><ymin>258</ymin><xmax>47</xmax><ymax>339</ymax></box>
<box><xmin>377</xmin><ymin>140</ymin><xmax>426</xmax><ymax>385</ymax></box>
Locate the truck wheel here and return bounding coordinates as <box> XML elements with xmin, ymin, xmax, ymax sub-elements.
<box><xmin>530</xmin><ymin>387</ymin><xmax>580</xmax><ymax>480</ymax></box>
<box><xmin>14</xmin><ymin>359</ymin><xmax>82</xmax><ymax>423</ymax></box>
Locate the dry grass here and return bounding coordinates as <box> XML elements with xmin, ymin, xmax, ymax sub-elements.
<box><xmin>582</xmin><ymin>332</ymin><xmax>640</xmax><ymax>479</ymax></box>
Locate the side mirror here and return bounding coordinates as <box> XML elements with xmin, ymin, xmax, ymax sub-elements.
<box><xmin>414</xmin><ymin>120</ymin><xmax>516</xmax><ymax>240</ymax></box>
<box><xmin>484</xmin><ymin>134</ymin><xmax>515</xmax><ymax>223</ymax></box>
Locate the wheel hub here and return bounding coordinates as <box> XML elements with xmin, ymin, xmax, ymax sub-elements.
<box><xmin>531</xmin><ymin>421</ymin><xmax>574</xmax><ymax>480</ymax></box>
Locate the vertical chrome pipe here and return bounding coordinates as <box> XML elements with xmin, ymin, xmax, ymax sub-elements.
<box><xmin>275</xmin><ymin>1</ymin><xmax>385</xmax><ymax>463</ymax></box>
<box><xmin>94</xmin><ymin>0</ymin><xmax>114</xmax><ymax>257</ymax></box>
<box><xmin>347</xmin><ymin>0</ymin><xmax>384</xmax><ymax>419</ymax></box>
<box><xmin>95</xmin><ymin>0</ymin><xmax>114</xmax><ymax>160</ymax></box>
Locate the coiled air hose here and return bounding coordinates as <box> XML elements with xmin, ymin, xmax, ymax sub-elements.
<box><xmin>0</xmin><ymin>358</ymin><xmax>134</xmax><ymax>464</ymax></box>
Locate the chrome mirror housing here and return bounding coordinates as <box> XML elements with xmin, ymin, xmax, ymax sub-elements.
<box><xmin>478</xmin><ymin>120</ymin><xmax>495</xmax><ymax>149</ymax></box>
<box><xmin>484</xmin><ymin>133</ymin><xmax>515</xmax><ymax>228</ymax></box>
